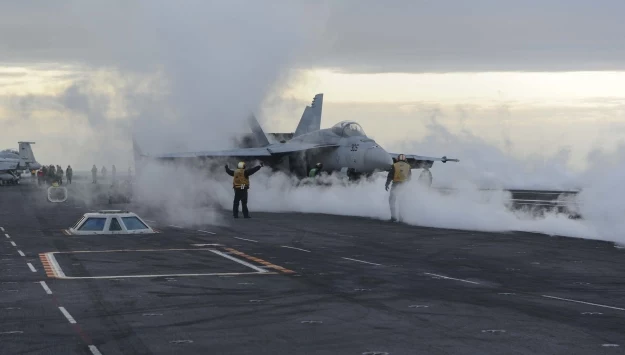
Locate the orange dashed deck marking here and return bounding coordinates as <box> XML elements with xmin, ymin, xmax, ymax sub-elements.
<box><xmin>38</xmin><ymin>253</ymin><xmax>57</xmax><ymax>278</ymax></box>
<box><xmin>224</xmin><ymin>248</ymin><xmax>296</xmax><ymax>274</ymax></box>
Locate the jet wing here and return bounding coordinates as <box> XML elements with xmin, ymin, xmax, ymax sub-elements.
<box><xmin>389</xmin><ymin>152</ymin><xmax>459</xmax><ymax>169</ymax></box>
<box><xmin>152</xmin><ymin>143</ymin><xmax>339</xmax><ymax>159</ymax></box>
<box><xmin>267</xmin><ymin>142</ymin><xmax>338</xmax><ymax>154</ymax></box>
<box><xmin>153</xmin><ymin>147</ymin><xmax>272</xmax><ymax>159</ymax></box>
<box><xmin>0</xmin><ymin>159</ymin><xmax>19</xmax><ymax>171</ymax></box>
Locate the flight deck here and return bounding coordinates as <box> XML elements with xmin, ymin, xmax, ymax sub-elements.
<box><xmin>0</xmin><ymin>182</ymin><xmax>623</xmax><ymax>354</ymax></box>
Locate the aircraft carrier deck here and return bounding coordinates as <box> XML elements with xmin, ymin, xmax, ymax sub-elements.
<box><xmin>1</xmin><ymin>182</ymin><xmax>623</xmax><ymax>354</ymax></box>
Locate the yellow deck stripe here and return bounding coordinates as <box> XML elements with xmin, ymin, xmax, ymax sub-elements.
<box><xmin>224</xmin><ymin>248</ymin><xmax>295</xmax><ymax>274</ymax></box>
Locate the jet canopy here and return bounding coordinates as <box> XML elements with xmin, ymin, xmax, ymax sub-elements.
<box><xmin>331</xmin><ymin>121</ymin><xmax>366</xmax><ymax>137</ymax></box>
<box><xmin>0</xmin><ymin>150</ymin><xmax>19</xmax><ymax>158</ymax></box>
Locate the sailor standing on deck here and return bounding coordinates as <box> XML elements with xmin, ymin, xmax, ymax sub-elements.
<box><xmin>385</xmin><ymin>154</ymin><xmax>412</xmax><ymax>222</ymax></box>
<box><xmin>66</xmin><ymin>165</ymin><xmax>73</xmax><ymax>184</ymax></box>
<box><xmin>91</xmin><ymin>165</ymin><xmax>98</xmax><ymax>183</ymax></box>
<box><xmin>225</xmin><ymin>161</ymin><xmax>263</xmax><ymax>219</ymax></box>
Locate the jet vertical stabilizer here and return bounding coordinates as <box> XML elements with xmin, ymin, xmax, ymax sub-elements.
<box><xmin>247</xmin><ymin>114</ymin><xmax>270</xmax><ymax>147</ymax></box>
<box><xmin>18</xmin><ymin>142</ymin><xmax>40</xmax><ymax>170</ymax></box>
<box><xmin>294</xmin><ymin>93</ymin><xmax>323</xmax><ymax>137</ymax></box>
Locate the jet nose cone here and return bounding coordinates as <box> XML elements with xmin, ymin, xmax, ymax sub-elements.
<box><xmin>365</xmin><ymin>147</ymin><xmax>393</xmax><ymax>171</ymax></box>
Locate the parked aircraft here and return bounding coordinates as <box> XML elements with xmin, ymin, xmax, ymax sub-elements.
<box><xmin>135</xmin><ymin>94</ymin><xmax>458</xmax><ymax>181</ymax></box>
<box><xmin>0</xmin><ymin>142</ymin><xmax>41</xmax><ymax>172</ymax></box>
<box><xmin>0</xmin><ymin>142</ymin><xmax>41</xmax><ymax>185</ymax></box>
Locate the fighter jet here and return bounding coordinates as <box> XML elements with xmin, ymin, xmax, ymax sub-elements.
<box><xmin>0</xmin><ymin>142</ymin><xmax>41</xmax><ymax>172</ymax></box>
<box><xmin>137</xmin><ymin>94</ymin><xmax>458</xmax><ymax>181</ymax></box>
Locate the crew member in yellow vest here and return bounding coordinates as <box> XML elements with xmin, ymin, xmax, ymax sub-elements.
<box><xmin>225</xmin><ymin>161</ymin><xmax>263</xmax><ymax>218</ymax></box>
<box><xmin>385</xmin><ymin>154</ymin><xmax>412</xmax><ymax>222</ymax></box>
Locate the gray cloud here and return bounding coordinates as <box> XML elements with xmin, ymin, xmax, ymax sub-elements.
<box><xmin>311</xmin><ymin>0</ymin><xmax>625</xmax><ymax>73</ymax></box>
<box><xmin>0</xmin><ymin>72</ymin><xmax>27</xmax><ymax>77</ymax></box>
<box><xmin>4</xmin><ymin>1</ymin><xmax>625</xmax><ymax>74</ymax></box>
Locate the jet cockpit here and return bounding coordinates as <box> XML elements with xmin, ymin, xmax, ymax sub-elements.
<box><xmin>331</xmin><ymin>121</ymin><xmax>367</xmax><ymax>137</ymax></box>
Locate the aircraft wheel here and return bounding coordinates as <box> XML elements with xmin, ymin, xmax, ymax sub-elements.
<box><xmin>347</xmin><ymin>169</ymin><xmax>362</xmax><ymax>182</ymax></box>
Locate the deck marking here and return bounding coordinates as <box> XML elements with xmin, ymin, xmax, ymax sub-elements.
<box><xmin>168</xmin><ymin>225</ymin><xmax>183</xmax><ymax>228</ymax></box>
<box><xmin>0</xmin><ymin>227</ymin><xmax>4</xmax><ymax>231</ymax></box>
<box><xmin>46</xmin><ymin>253</ymin><xmax>66</xmax><ymax>278</ymax></box>
<box><xmin>341</xmin><ymin>257</ymin><xmax>383</xmax><ymax>266</ymax></box>
<box><xmin>17</xmin><ymin>250</ymin><xmax>25</xmax><ymax>257</ymax></box>
<box><xmin>46</xmin><ymin>271</ymin><xmax>274</xmax><ymax>280</ymax></box>
<box><xmin>281</xmin><ymin>246</ymin><xmax>311</xmax><ymax>253</ymax></box>
<box><xmin>39</xmin><ymin>253</ymin><xmax>57</xmax><ymax>278</ymax></box>
<box><xmin>0</xmin><ymin>331</ymin><xmax>23</xmax><ymax>335</ymax></box>
<box><xmin>89</xmin><ymin>345</ymin><xmax>103</xmax><ymax>355</ymax></box>
<box><xmin>424</xmin><ymin>272</ymin><xmax>481</xmax><ymax>285</ymax></box>
<box><xmin>27</xmin><ymin>263</ymin><xmax>36</xmax><ymax>272</ymax></box>
<box><xmin>225</xmin><ymin>248</ymin><xmax>295</xmax><ymax>274</ymax></box>
<box><xmin>233</xmin><ymin>237</ymin><xmax>258</xmax><ymax>243</ymax></box>
<box><xmin>59</xmin><ymin>307</ymin><xmax>77</xmax><ymax>324</ymax></box>
<box><xmin>10</xmin><ymin>241</ymin><xmax>16</xmax><ymax>247</ymax></box>
<box><xmin>210</xmin><ymin>249</ymin><xmax>267</xmax><ymax>273</ymax></box>
<box><xmin>4</xmin><ymin>233</ymin><xmax>9</xmax><ymax>238</ymax></box>
<box><xmin>46</xmin><ymin>247</ymin><xmax>231</xmax><ymax>254</ymax></box>
<box><xmin>40</xmin><ymin>248</ymin><xmax>292</xmax><ymax>278</ymax></box>
<box><xmin>43</xmin><ymin>250</ymin><xmax>268</xmax><ymax>279</ymax></box>
<box><xmin>39</xmin><ymin>281</ymin><xmax>52</xmax><ymax>294</ymax></box>
<box><xmin>541</xmin><ymin>295</ymin><xmax>625</xmax><ymax>311</ymax></box>
<box><xmin>197</xmin><ymin>230</ymin><xmax>216</xmax><ymax>234</ymax></box>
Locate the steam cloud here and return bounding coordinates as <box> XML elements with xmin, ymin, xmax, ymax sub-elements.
<box><xmin>132</xmin><ymin>136</ymin><xmax>625</xmax><ymax>247</ymax></box>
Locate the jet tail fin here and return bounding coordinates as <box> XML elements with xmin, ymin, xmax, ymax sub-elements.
<box><xmin>247</xmin><ymin>114</ymin><xmax>270</xmax><ymax>147</ymax></box>
<box><xmin>294</xmin><ymin>93</ymin><xmax>323</xmax><ymax>137</ymax></box>
<box><xmin>18</xmin><ymin>142</ymin><xmax>37</xmax><ymax>165</ymax></box>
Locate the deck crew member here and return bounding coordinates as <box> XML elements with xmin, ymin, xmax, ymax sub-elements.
<box><xmin>91</xmin><ymin>165</ymin><xmax>98</xmax><ymax>183</ymax></box>
<box><xmin>56</xmin><ymin>165</ymin><xmax>64</xmax><ymax>185</ymax></box>
<box><xmin>385</xmin><ymin>154</ymin><xmax>412</xmax><ymax>222</ymax></box>
<box><xmin>225</xmin><ymin>161</ymin><xmax>263</xmax><ymax>218</ymax></box>
<box><xmin>66</xmin><ymin>165</ymin><xmax>73</xmax><ymax>184</ymax></box>
<box><xmin>308</xmin><ymin>163</ymin><xmax>323</xmax><ymax>177</ymax></box>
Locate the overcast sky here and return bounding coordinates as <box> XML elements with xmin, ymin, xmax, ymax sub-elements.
<box><xmin>1</xmin><ymin>0</ymin><xmax>624</xmax><ymax>172</ymax></box>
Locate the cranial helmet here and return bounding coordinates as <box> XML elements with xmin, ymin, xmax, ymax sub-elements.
<box><xmin>397</xmin><ymin>154</ymin><xmax>406</xmax><ymax>161</ymax></box>
<box><xmin>237</xmin><ymin>162</ymin><xmax>246</xmax><ymax>169</ymax></box>
<box><xmin>316</xmin><ymin>162</ymin><xmax>322</xmax><ymax>168</ymax></box>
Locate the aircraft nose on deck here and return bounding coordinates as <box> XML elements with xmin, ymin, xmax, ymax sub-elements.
<box><xmin>365</xmin><ymin>147</ymin><xmax>393</xmax><ymax>171</ymax></box>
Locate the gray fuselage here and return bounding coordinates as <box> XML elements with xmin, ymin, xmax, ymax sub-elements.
<box><xmin>285</xmin><ymin>122</ymin><xmax>393</xmax><ymax>175</ymax></box>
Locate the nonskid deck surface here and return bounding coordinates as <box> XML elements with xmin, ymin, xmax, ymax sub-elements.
<box><xmin>0</xmin><ymin>183</ymin><xmax>623</xmax><ymax>355</ymax></box>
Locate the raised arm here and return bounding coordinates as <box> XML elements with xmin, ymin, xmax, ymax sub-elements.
<box><xmin>245</xmin><ymin>165</ymin><xmax>262</xmax><ymax>177</ymax></box>
<box><xmin>225</xmin><ymin>165</ymin><xmax>234</xmax><ymax>176</ymax></box>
